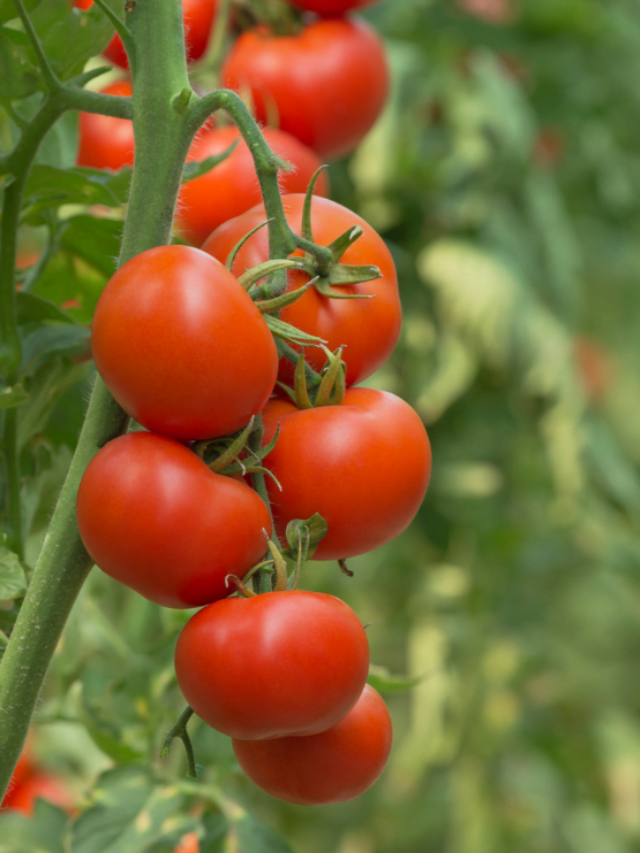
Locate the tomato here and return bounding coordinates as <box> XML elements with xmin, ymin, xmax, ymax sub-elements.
<box><xmin>74</xmin><ymin>0</ymin><xmax>216</xmax><ymax>68</ymax></box>
<box><xmin>2</xmin><ymin>774</ymin><xmax>73</xmax><ymax>815</ymax></box>
<box><xmin>91</xmin><ymin>246</ymin><xmax>278</xmax><ymax>440</ymax></box>
<box><xmin>574</xmin><ymin>336</ymin><xmax>611</xmax><ymax>405</ymax></box>
<box><xmin>77</xmin><ymin>432</ymin><xmax>272</xmax><ymax>609</ymax></box>
<box><xmin>233</xmin><ymin>685</ymin><xmax>392</xmax><ymax>805</ymax></box>
<box><xmin>176</xmin><ymin>126</ymin><xmax>329</xmax><ymax>247</ymax></box>
<box><xmin>222</xmin><ymin>18</ymin><xmax>388</xmax><ymax>160</ymax></box>
<box><xmin>77</xmin><ymin>81</ymin><xmax>134</xmax><ymax>171</ymax></box>
<box><xmin>1</xmin><ymin>752</ymin><xmax>34</xmax><ymax>809</ymax></box>
<box><xmin>259</xmin><ymin>389</ymin><xmax>431</xmax><ymax>560</ymax></box>
<box><xmin>175</xmin><ymin>833</ymin><xmax>199</xmax><ymax>853</ymax></box>
<box><xmin>288</xmin><ymin>0</ymin><xmax>376</xmax><ymax>14</ymax></box>
<box><xmin>202</xmin><ymin>194</ymin><xmax>401</xmax><ymax>386</ymax></box>
<box><xmin>175</xmin><ymin>591</ymin><xmax>369</xmax><ymax>739</ymax></box>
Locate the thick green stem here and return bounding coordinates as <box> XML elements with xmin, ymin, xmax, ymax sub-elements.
<box><xmin>0</xmin><ymin>0</ymin><xmax>196</xmax><ymax>800</ymax></box>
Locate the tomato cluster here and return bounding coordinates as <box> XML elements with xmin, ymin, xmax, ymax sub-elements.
<box><xmin>74</xmin><ymin>0</ymin><xmax>428</xmax><ymax>810</ymax></box>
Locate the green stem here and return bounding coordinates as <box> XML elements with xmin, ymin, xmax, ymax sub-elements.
<box><xmin>11</xmin><ymin>0</ymin><xmax>60</xmax><ymax>92</ymax></box>
<box><xmin>0</xmin><ymin>0</ymin><xmax>197</xmax><ymax>801</ymax></box>
<box><xmin>161</xmin><ymin>706</ymin><xmax>197</xmax><ymax>779</ymax></box>
<box><xmin>248</xmin><ymin>414</ymin><xmax>276</xmax><ymax>537</ymax></box>
<box><xmin>4</xmin><ymin>408</ymin><xmax>23</xmax><ymax>561</ymax></box>
<box><xmin>209</xmin><ymin>0</ymin><xmax>232</xmax><ymax>80</ymax></box>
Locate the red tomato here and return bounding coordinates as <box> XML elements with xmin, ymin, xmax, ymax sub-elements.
<box><xmin>74</xmin><ymin>0</ymin><xmax>217</xmax><ymax>68</ymax></box>
<box><xmin>176</xmin><ymin>126</ymin><xmax>329</xmax><ymax>247</ymax></box>
<box><xmin>288</xmin><ymin>0</ymin><xmax>376</xmax><ymax>14</ymax></box>
<box><xmin>175</xmin><ymin>833</ymin><xmax>199</xmax><ymax>853</ymax></box>
<box><xmin>260</xmin><ymin>389</ymin><xmax>431</xmax><ymax>560</ymax></box>
<box><xmin>202</xmin><ymin>194</ymin><xmax>401</xmax><ymax>386</ymax></box>
<box><xmin>233</xmin><ymin>685</ymin><xmax>392</xmax><ymax>805</ymax></box>
<box><xmin>175</xmin><ymin>591</ymin><xmax>370</xmax><ymax>738</ymax></box>
<box><xmin>1</xmin><ymin>751</ymin><xmax>34</xmax><ymax>809</ymax></box>
<box><xmin>91</xmin><ymin>246</ymin><xmax>278</xmax><ymax>440</ymax></box>
<box><xmin>2</xmin><ymin>774</ymin><xmax>73</xmax><ymax>815</ymax></box>
<box><xmin>77</xmin><ymin>432</ymin><xmax>272</xmax><ymax>608</ymax></box>
<box><xmin>222</xmin><ymin>18</ymin><xmax>388</xmax><ymax>160</ymax></box>
<box><xmin>76</xmin><ymin>81</ymin><xmax>134</xmax><ymax>171</ymax></box>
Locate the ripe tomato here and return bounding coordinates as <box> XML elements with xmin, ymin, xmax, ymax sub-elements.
<box><xmin>175</xmin><ymin>591</ymin><xmax>369</xmax><ymax>739</ymax></box>
<box><xmin>174</xmin><ymin>833</ymin><xmax>199</xmax><ymax>853</ymax></box>
<box><xmin>202</xmin><ymin>194</ymin><xmax>401</xmax><ymax>386</ymax></box>
<box><xmin>288</xmin><ymin>0</ymin><xmax>376</xmax><ymax>14</ymax></box>
<box><xmin>233</xmin><ymin>685</ymin><xmax>392</xmax><ymax>805</ymax></box>
<box><xmin>1</xmin><ymin>751</ymin><xmax>34</xmax><ymax>809</ymax></box>
<box><xmin>77</xmin><ymin>432</ymin><xmax>272</xmax><ymax>609</ymax></box>
<box><xmin>260</xmin><ymin>389</ymin><xmax>431</xmax><ymax>560</ymax></box>
<box><xmin>91</xmin><ymin>246</ymin><xmax>278</xmax><ymax>440</ymax></box>
<box><xmin>74</xmin><ymin>0</ymin><xmax>217</xmax><ymax>68</ymax></box>
<box><xmin>76</xmin><ymin>81</ymin><xmax>133</xmax><ymax>171</ymax></box>
<box><xmin>2</xmin><ymin>774</ymin><xmax>73</xmax><ymax>815</ymax></box>
<box><xmin>176</xmin><ymin>126</ymin><xmax>329</xmax><ymax>247</ymax></box>
<box><xmin>222</xmin><ymin>18</ymin><xmax>388</xmax><ymax>160</ymax></box>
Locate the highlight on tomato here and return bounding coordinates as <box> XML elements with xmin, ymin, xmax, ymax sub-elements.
<box><xmin>232</xmin><ymin>685</ymin><xmax>393</xmax><ymax>805</ymax></box>
<box><xmin>91</xmin><ymin>245</ymin><xmax>278</xmax><ymax>440</ymax></box>
<box><xmin>202</xmin><ymin>194</ymin><xmax>402</xmax><ymax>387</ymax></box>
<box><xmin>176</xmin><ymin>126</ymin><xmax>329</xmax><ymax>246</ymax></box>
<box><xmin>174</xmin><ymin>591</ymin><xmax>370</xmax><ymax>739</ymax></box>
<box><xmin>76</xmin><ymin>432</ymin><xmax>272</xmax><ymax>609</ymax></box>
<box><xmin>76</xmin><ymin>81</ymin><xmax>133</xmax><ymax>171</ymax></box>
<box><xmin>259</xmin><ymin>388</ymin><xmax>431</xmax><ymax>560</ymax></box>
<box><xmin>222</xmin><ymin>17</ymin><xmax>388</xmax><ymax>160</ymax></box>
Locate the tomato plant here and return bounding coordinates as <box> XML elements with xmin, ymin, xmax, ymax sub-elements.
<box><xmin>175</xmin><ymin>591</ymin><xmax>370</xmax><ymax>739</ymax></box>
<box><xmin>76</xmin><ymin>432</ymin><xmax>272</xmax><ymax>609</ymax></box>
<box><xmin>177</xmin><ymin>127</ymin><xmax>329</xmax><ymax>246</ymax></box>
<box><xmin>259</xmin><ymin>389</ymin><xmax>431</xmax><ymax>560</ymax></box>
<box><xmin>222</xmin><ymin>18</ymin><xmax>388</xmax><ymax>160</ymax></box>
<box><xmin>202</xmin><ymin>193</ymin><xmax>402</xmax><ymax>386</ymax></box>
<box><xmin>76</xmin><ymin>81</ymin><xmax>134</xmax><ymax>171</ymax></box>
<box><xmin>91</xmin><ymin>245</ymin><xmax>278</xmax><ymax>440</ymax></box>
<box><xmin>232</xmin><ymin>685</ymin><xmax>392</xmax><ymax>805</ymax></box>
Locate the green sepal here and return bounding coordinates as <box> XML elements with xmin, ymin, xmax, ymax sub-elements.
<box><xmin>326</xmin><ymin>224</ymin><xmax>363</xmax><ymax>262</ymax></box>
<box><xmin>264</xmin><ymin>535</ymin><xmax>288</xmax><ymax>591</ymax></box>
<box><xmin>294</xmin><ymin>354</ymin><xmax>313</xmax><ymax>409</ymax></box>
<box><xmin>284</xmin><ymin>514</ymin><xmax>328</xmax><ymax>561</ymax></box>
<box><xmin>226</xmin><ymin>218</ymin><xmax>271</xmax><ymax>271</ymax></box>
<box><xmin>314</xmin><ymin>348</ymin><xmax>345</xmax><ymax>408</ymax></box>
<box><xmin>275</xmin><ymin>381</ymin><xmax>297</xmax><ymax>404</ymax></box>
<box><xmin>238</xmin><ymin>258</ymin><xmax>303</xmax><ymax>291</ymax></box>
<box><xmin>205</xmin><ymin>417</ymin><xmax>255</xmax><ymax>474</ymax></box>
<box><xmin>264</xmin><ymin>314</ymin><xmax>327</xmax><ymax>346</ymax></box>
<box><xmin>255</xmin><ymin>281</ymin><xmax>313</xmax><ymax>314</ymax></box>
<box><xmin>367</xmin><ymin>664</ymin><xmax>425</xmax><ymax>694</ymax></box>
<box><xmin>325</xmin><ymin>263</ymin><xmax>381</xmax><ymax>287</ymax></box>
<box><xmin>301</xmin><ymin>165</ymin><xmax>328</xmax><ymax>242</ymax></box>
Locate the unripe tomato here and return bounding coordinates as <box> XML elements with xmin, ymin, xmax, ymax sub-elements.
<box><xmin>74</xmin><ymin>0</ymin><xmax>217</xmax><ymax>68</ymax></box>
<box><xmin>76</xmin><ymin>81</ymin><xmax>133</xmax><ymax>171</ymax></box>
<box><xmin>175</xmin><ymin>591</ymin><xmax>370</xmax><ymax>739</ymax></box>
<box><xmin>202</xmin><ymin>194</ymin><xmax>401</xmax><ymax>387</ymax></box>
<box><xmin>176</xmin><ymin>126</ymin><xmax>329</xmax><ymax>247</ymax></box>
<box><xmin>77</xmin><ymin>432</ymin><xmax>272</xmax><ymax>609</ymax></box>
<box><xmin>233</xmin><ymin>685</ymin><xmax>392</xmax><ymax>805</ymax></box>
<box><xmin>91</xmin><ymin>246</ymin><xmax>278</xmax><ymax>440</ymax></box>
<box><xmin>222</xmin><ymin>18</ymin><xmax>388</xmax><ymax>160</ymax></box>
<box><xmin>288</xmin><ymin>0</ymin><xmax>376</xmax><ymax>14</ymax></box>
<box><xmin>260</xmin><ymin>389</ymin><xmax>431</xmax><ymax>560</ymax></box>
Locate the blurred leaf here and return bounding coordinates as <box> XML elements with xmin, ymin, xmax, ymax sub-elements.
<box><xmin>20</xmin><ymin>324</ymin><xmax>90</xmax><ymax>376</ymax></box>
<box><xmin>23</xmin><ymin>166</ymin><xmax>131</xmax><ymax>223</ymax></box>
<box><xmin>368</xmin><ymin>664</ymin><xmax>424</xmax><ymax>694</ymax></box>
<box><xmin>60</xmin><ymin>215</ymin><xmax>123</xmax><ymax>278</ymax></box>
<box><xmin>79</xmin><ymin>685</ymin><xmax>145</xmax><ymax>765</ymax></box>
<box><xmin>233</xmin><ymin>814</ymin><xmax>296</xmax><ymax>853</ymax></box>
<box><xmin>182</xmin><ymin>141</ymin><xmax>239</xmax><ymax>183</ymax></box>
<box><xmin>0</xmin><ymin>547</ymin><xmax>27</xmax><ymax>599</ymax></box>
<box><xmin>0</xmin><ymin>28</ymin><xmax>39</xmax><ymax>100</ymax></box>
<box><xmin>0</xmin><ymin>799</ymin><xmax>66</xmax><ymax>853</ymax></box>
<box><xmin>18</xmin><ymin>359</ymin><xmax>91</xmax><ymax>450</ymax></box>
<box><xmin>16</xmin><ymin>291</ymin><xmax>76</xmax><ymax>326</ymax></box>
<box><xmin>0</xmin><ymin>383</ymin><xmax>29</xmax><ymax>409</ymax></box>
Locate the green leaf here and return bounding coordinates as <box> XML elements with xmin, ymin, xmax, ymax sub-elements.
<box><xmin>23</xmin><ymin>166</ymin><xmax>131</xmax><ymax>223</ymax></box>
<box><xmin>234</xmin><ymin>814</ymin><xmax>295</xmax><ymax>853</ymax></box>
<box><xmin>0</xmin><ymin>383</ymin><xmax>29</xmax><ymax>410</ymax></box>
<box><xmin>60</xmin><ymin>215</ymin><xmax>123</xmax><ymax>278</ymax></box>
<box><xmin>0</xmin><ymin>28</ymin><xmax>39</xmax><ymax>100</ymax></box>
<box><xmin>0</xmin><ymin>547</ymin><xmax>27</xmax><ymax>599</ymax></box>
<box><xmin>20</xmin><ymin>324</ymin><xmax>90</xmax><ymax>376</ymax></box>
<box><xmin>79</xmin><ymin>687</ymin><xmax>145</xmax><ymax>764</ymax></box>
<box><xmin>367</xmin><ymin>664</ymin><xmax>424</xmax><ymax>694</ymax></box>
<box><xmin>181</xmin><ymin>140</ymin><xmax>239</xmax><ymax>182</ymax></box>
<box><xmin>0</xmin><ymin>0</ymin><xmax>40</xmax><ymax>26</ymax></box>
<box><xmin>0</xmin><ymin>799</ymin><xmax>67</xmax><ymax>853</ymax></box>
<box><xmin>70</xmin><ymin>766</ymin><xmax>184</xmax><ymax>853</ymax></box>
<box><xmin>18</xmin><ymin>360</ymin><xmax>90</xmax><ymax>450</ymax></box>
<box><xmin>17</xmin><ymin>291</ymin><xmax>76</xmax><ymax>326</ymax></box>
<box><xmin>284</xmin><ymin>514</ymin><xmax>328</xmax><ymax>560</ymax></box>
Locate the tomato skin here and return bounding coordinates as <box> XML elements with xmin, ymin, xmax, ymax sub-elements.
<box><xmin>91</xmin><ymin>246</ymin><xmax>278</xmax><ymax>440</ymax></box>
<box><xmin>175</xmin><ymin>591</ymin><xmax>370</xmax><ymax>739</ymax></box>
<box><xmin>288</xmin><ymin>0</ymin><xmax>376</xmax><ymax>14</ymax></box>
<box><xmin>202</xmin><ymin>194</ymin><xmax>401</xmax><ymax>386</ymax></box>
<box><xmin>260</xmin><ymin>388</ymin><xmax>431</xmax><ymax>560</ymax></box>
<box><xmin>1</xmin><ymin>752</ymin><xmax>34</xmax><ymax>809</ymax></box>
<box><xmin>233</xmin><ymin>685</ymin><xmax>392</xmax><ymax>805</ymax></box>
<box><xmin>77</xmin><ymin>81</ymin><xmax>133</xmax><ymax>171</ymax></box>
<box><xmin>74</xmin><ymin>0</ymin><xmax>216</xmax><ymax>68</ymax></box>
<box><xmin>222</xmin><ymin>18</ymin><xmax>388</xmax><ymax>160</ymax></box>
<box><xmin>2</xmin><ymin>774</ymin><xmax>73</xmax><ymax>815</ymax></box>
<box><xmin>177</xmin><ymin>127</ymin><xmax>329</xmax><ymax>247</ymax></box>
<box><xmin>77</xmin><ymin>432</ymin><xmax>272</xmax><ymax>609</ymax></box>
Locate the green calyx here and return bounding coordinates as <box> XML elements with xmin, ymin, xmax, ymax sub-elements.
<box><xmin>278</xmin><ymin>348</ymin><xmax>346</xmax><ymax>410</ymax></box>
<box><xmin>192</xmin><ymin>417</ymin><xmax>281</xmax><ymax>488</ymax></box>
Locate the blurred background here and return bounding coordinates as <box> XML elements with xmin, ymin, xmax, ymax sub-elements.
<box><xmin>4</xmin><ymin>0</ymin><xmax>640</xmax><ymax>851</ymax></box>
